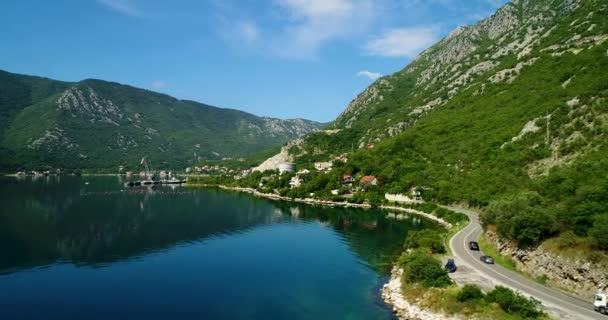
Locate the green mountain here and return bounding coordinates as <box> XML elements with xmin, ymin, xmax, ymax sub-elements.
<box><xmin>291</xmin><ymin>0</ymin><xmax>608</xmax><ymax>247</ymax></box>
<box><xmin>0</xmin><ymin>70</ymin><xmax>324</xmax><ymax>171</ymax></box>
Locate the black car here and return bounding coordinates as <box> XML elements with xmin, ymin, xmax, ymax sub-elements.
<box><xmin>469</xmin><ymin>241</ymin><xmax>479</xmax><ymax>250</ymax></box>
<box><xmin>480</xmin><ymin>255</ymin><xmax>494</xmax><ymax>264</ymax></box>
<box><xmin>445</xmin><ymin>258</ymin><xmax>457</xmax><ymax>273</ymax></box>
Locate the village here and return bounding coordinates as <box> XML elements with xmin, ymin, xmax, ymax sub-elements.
<box><xmin>185</xmin><ymin>152</ymin><xmax>425</xmax><ymax>206</ymax></box>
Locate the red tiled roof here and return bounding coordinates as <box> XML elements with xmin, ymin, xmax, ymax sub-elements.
<box><xmin>359</xmin><ymin>175</ymin><xmax>376</xmax><ymax>184</ymax></box>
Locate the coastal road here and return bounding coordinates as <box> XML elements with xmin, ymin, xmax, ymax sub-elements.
<box><xmin>447</xmin><ymin>206</ymin><xmax>604</xmax><ymax>320</ymax></box>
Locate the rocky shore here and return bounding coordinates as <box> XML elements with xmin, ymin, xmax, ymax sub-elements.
<box><xmin>382</xmin><ymin>267</ymin><xmax>461</xmax><ymax>320</ymax></box>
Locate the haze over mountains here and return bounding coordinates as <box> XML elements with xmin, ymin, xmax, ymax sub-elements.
<box><xmin>0</xmin><ymin>70</ymin><xmax>323</xmax><ymax>171</ymax></box>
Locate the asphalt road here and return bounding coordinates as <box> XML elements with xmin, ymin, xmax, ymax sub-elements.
<box><xmin>447</xmin><ymin>206</ymin><xmax>605</xmax><ymax>320</ymax></box>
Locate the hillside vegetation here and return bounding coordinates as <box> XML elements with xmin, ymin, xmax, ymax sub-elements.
<box><xmin>0</xmin><ymin>70</ymin><xmax>323</xmax><ymax>171</ymax></box>
<box><xmin>288</xmin><ymin>0</ymin><xmax>608</xmax><ymax>250</ymax></box>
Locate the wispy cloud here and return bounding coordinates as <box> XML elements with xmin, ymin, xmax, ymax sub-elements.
<box><xmin>97</xmin><ymin>0</ymin><xmax>141</xmax><ymax>17</ymax></box>
<box><xmin>216</xmin><ymin>0</ymin><xmax>377</xmax><ymax>59</ymax></box>
<box><xmin>151</xmin><ymin>81</ymin><xmax>165</xmax><ymax>89</ymax></box>
<box><xmin>212</xmin><ymin>0</ymin><xmax>507</xmax><ymax>59</ymax></box>
<box><xmin>365</xmin><ymin>26</ymin><xmax>440</xmax><ymax>58</ymax></box>
<box><xmin>357</xmin><ymin>70</ymin><xmax>382</xmax><ymax>80</ymax></box>
<box><xmin>271</xmin><ymin>0</ymin><xmax>376</xmax><ymax>59</ymax></box>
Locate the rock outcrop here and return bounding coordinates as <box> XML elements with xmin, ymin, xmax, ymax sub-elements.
<box><xmin>382</xmin><ymin>267</ymin><xmax>461</xmax><ymax>320</ymax></box>
<box><xmin>252</xmin><ymin>140</ymin><xmax>300</xmax><ymax>172</ymax></box>
<box><xmin>327</xmin><ymin>0</ymin><xmax>597</xmax><ymax>148</ymax></box>
<box><xmin>486</xmin><ymin>230</ymin><xmax>607</xmax><ymax>299</ymax></box>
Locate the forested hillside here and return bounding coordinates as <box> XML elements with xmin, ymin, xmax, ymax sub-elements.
<box><xmin>0</xmin><ymin>70</ymin><xmax>323</xmax><ymax>171</ymax></box>
<box><xmin>289</xmin><ymin>0</ymin><xmax>608</xmax><ymax>249</ymax></box>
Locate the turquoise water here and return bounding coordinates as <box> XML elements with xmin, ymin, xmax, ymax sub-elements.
<box><xmin>0</xmin><ymin>176</ymin><xmax>435</xmax><ymax>319</ymax></box>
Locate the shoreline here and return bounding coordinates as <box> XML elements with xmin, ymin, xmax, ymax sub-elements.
<box><xmin>188</xmin><ymin>183</ymin><xmax>454</xmax><ymax>320</ymax></box>
<box><xmin>189</xmin><ymin>184</ymin><xmax>453</xmax><ymax>229</ymax></box>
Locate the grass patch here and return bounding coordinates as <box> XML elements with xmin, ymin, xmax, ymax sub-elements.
<box><xmin>399</xmin><ymin>282</ymin><xmax>549</xmax><ymax>320</ymax></box>
<box><xmin>477</xmin><ymin>233</ymin><xmax>518</xmax><ymax>272</ymax></box>
<box><xmin>541</xmin><ymin>235</ymin><xmax>608</xmax><ymax>267</ymax></box>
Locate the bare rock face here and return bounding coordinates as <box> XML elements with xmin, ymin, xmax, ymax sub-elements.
<box><xmin>252</xmin><ymin>139</ymin><xmax>301</xmax><ymax>172</ymax></box>
<box><xmin>28</xmin><ymin>127</ymin><xmax>80</xmax><ymax>152</ymax></box>
<box><xmin>57</xmin><ymin>86</ymin><xmax>123</xmax><ymax>126</ymax></box>
<box><xmin>486</xmin><ymin>230</ymin><xmax>607</xmax><ymax>299</ymax></box>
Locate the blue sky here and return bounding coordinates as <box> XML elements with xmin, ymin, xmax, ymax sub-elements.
<box><xmin>1</xmin><ymin>0</ymin><xmax>508</xmax><ymax>122</ymax></box>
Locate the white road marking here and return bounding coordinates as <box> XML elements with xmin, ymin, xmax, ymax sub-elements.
<box><xmin>448</xmin><ymin>208</ymin><xmax>600</xmax><ymax>320</ymax></box>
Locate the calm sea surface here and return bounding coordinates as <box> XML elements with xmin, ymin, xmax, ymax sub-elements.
<box><xmin>0</xmin><ymin>176</ymin><xmax>435</xmax><ymax>320</ymax></box>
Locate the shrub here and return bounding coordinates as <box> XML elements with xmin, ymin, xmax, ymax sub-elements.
<box><xmin>486</xmin><ymin>286</ymin><xmax>542</xmax><ymax>318</ymax></box>
<box><xmin>557</xmin><ymin>230</ymin><xmax>577</xmax><ymax>249</ymax></box>
<box><xmin>456</xmin><ymin>284</ymin><xmax>484</xmax><ymax>302</ymax></box>
<box><xmin>589</xmin><ymin>214</ymin><xmax>608</xmax><ymax>250</ymax></box>
<box><xmin>483</xmin><ymin>192</ymin><xmax>557</xmax><ymax>248</ymax></box>
<box><xmin>404</xmin><ymin>229</ymin><xmax>446</xmax><ymax>254</ymax></box>
<box><xmin>400</xmin><ymin>251</ymin><xmax>452</xmax><ymax>288</ymax></box>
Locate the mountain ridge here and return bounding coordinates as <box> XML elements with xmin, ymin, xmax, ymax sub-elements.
<box><xmin>0</xmin><ymin>69</ymin><xmax>324</xmax><ymax>171</ymax></box>
<box><xmin>285</xmin><ymin>0</ymin><xmax>607</xmax><ymax>251</ymax></box>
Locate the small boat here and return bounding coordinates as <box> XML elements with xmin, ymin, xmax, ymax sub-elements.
<box><xmin>160</xmin><ymin>177</ymin><xmax>186</xmax><ymax>185</ymax></box>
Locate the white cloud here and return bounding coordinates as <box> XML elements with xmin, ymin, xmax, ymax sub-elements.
<box><xmin>213</xmin><ymin>0</ymin><xmax>377</xmax><ymax>59</ymax></box>
<box><xmin>279</xmin><ymin>0</ymin><xmax>354</xmax><ymax>17</ymax></box>
<box><xmin>357</xmin><ymin>70</ymin><xmax>382</xmax><ymax>80</ymax></box>
<box><xmin>365</xmin><ymin>26</ymin><xmax>440</xmax><ymax>57</ymax></box>
<box><xmin>151</xmin><ymin>81</ymin><xmax>165</xmax><ymax>89</ymax></box>
<box><xmin>270</xmin><ymin>0</ymin><xmax>376</xmax><ymax>59</ymax></box>
<box><xmin>97</xmin><ymin>0</ymin><xmax>141</xmax><ymax>17</ymax></box>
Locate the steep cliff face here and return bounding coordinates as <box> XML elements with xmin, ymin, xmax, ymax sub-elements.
<box><xmin>0</xmin><ymin>71</ymin><xmax>324</xmax><ymax>170</ymax></box>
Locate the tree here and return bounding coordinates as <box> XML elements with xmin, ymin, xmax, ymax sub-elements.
<box><xmin>589</xmin><ymin>214</ymin><xmax>608</xmax><ymax>250</ymax></box>
<box><xmin>400</xmin><ymin>251</ymin><xmax>451</xmax><ymax>288</ymax></box>
<box><xmin>457</xmin><ymin>284</ymin><xmax>484</xmax><ymax>302</ymax></box>
<box><xmin>486</xmin><ymin>286</ymin><xmax>541</xmax><ymax>318</ymax></box>
<box><xmin>483</xmin><ymin>192</ymin><xmax>557</xmax><ymax>248</ymax></box>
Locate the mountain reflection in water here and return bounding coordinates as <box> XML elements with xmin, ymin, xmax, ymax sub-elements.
<box><xmin>0</xmin><ymin>176</ymin><xmax>434</xmax><ymax>274</ymax></box>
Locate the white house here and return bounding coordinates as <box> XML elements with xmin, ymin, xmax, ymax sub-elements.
<box><xmin>289</xmin><ymin>175</ymin><xmax>303</xmax><ymax>188</ymax></box>
<box><xmin>314</xmin><ymin>161</ymin><xmax>333</xmax><ymax>171</ymax></box>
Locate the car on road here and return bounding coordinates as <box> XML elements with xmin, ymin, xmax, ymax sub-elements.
<box><xmin>480</xmin><ymin>255</ymin><xmax>494</xmax><ymax>264</ymax></box>
<box><xmin>469</xmin><ymin>241</ymin><xmax>479</xmax><ymax>250</ymax></box>
<box><xmin>445</xmin><ymin>258</ymin><xmax>457</xmax><ymax>273</ymax></box>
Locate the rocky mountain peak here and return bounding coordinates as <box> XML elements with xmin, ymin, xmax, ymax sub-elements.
<box><xmin>333</xmin><ymin>0</ymin><xmax>599</xmax><ymax>149</ymax></box>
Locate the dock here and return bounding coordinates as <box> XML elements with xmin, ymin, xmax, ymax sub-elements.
<box><xmin>124</xmin><ymin>179</ymin><xmax>186</xmax><ymax>187</ymax></box>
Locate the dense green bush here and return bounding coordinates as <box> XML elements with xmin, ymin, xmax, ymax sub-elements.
<box><xmin>456</xmin><ymin>284</ymin><xmax>484</xmax><ymax>302</ymax></box>
<box><xmin>486</xmin><ymin>286</ymin><xmax>542</xmax><ymax>318</ymax></box>
<box><xmin>589</xmin><ymin>214</ymin><xmax>608</xmax><ymax>250</ymax></box>
<box><xmin>483</xmin><ymin>192</ymin><xmax>557</xmax><ymax>248</ymax></box>
<box><xmin>399</xmin><ymin>251</ymin><xmax>451</xmax><ymax>288</ymax></box>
